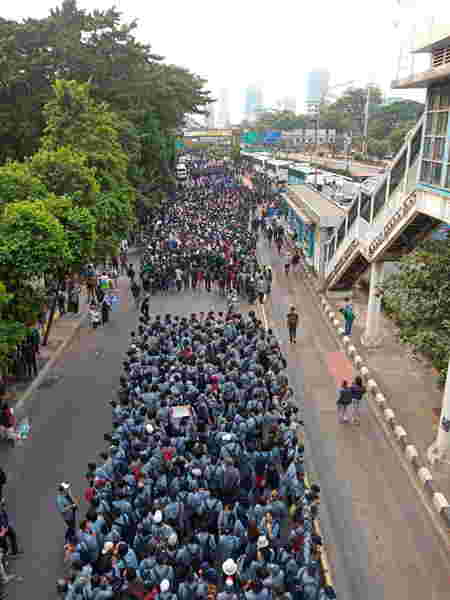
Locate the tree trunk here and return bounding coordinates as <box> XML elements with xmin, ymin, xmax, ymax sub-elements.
<box><xmin>42</xmin><ymin>281</ymin><xmax>62</xmax><ymax>347</ymax></box>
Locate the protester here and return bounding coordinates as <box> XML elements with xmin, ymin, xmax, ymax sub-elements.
<box><xmin>55</xmin><ymin>160</ymin><xmax>334</xmax><ymax>600</ymax></box>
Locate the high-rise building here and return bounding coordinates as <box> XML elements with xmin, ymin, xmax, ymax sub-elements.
<box><xmin>244</xmin><ymin>83</ymin><xmax>264</xmax><ymax>122</ymax></box>
<box><xmin>217</xmin><ymin>89</ymin><xmax>230</xmax><ymax>128</ymax></box>
<box><xmin>205</xmin><ymin>103</ymin><xmax>215</xmax><ymax>128</ymax></box>
<box><xmin>305</xmin><ymin>69</ymin><xmax>330</xmax><ymax>113</ymax></box>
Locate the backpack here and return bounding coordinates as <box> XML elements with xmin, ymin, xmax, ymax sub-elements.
<box><xmin>287</xmin><ymin>312</ymin><xmax>298</xmax><ymax>328</ymax></box>
<box><xmin>342</xmin><ymin>306</ymin><xmax>355</xmax><ymax>322</ymax></box>
<box><xmin>205</xmin><ymin>498</ymin><xmax>220</xmax><ymax>530</ymax></box>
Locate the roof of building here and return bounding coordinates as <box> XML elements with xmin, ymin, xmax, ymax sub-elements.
<box><xmin>285</xmin><ymin>184</ymin><xmax>344</xmax><ymax>227</ymax></box>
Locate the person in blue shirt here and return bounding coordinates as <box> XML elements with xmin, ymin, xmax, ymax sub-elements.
<box><xmin>56</xmin><ymin>482</ymin><xmax>78</xmax><ymax>545</ymax></box>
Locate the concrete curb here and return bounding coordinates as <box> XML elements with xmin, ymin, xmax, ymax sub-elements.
<box><xmin>318</xmin><ymin>293</ymin><xmax>450</xmax><ymax>531</ymax></box>
<box><xmin>14</xmin><ymin>312</ymin><xmax>89</xmax><ymax>421</ymax></box>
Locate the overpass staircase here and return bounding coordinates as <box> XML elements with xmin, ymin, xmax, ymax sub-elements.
<box><xmin>323</xmin><ymin>115</ymin><xmax>450</xmax><ymax>290</ymax></box>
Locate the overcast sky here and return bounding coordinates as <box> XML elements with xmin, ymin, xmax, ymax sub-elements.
<box><xmin>4</xmin><ymin>0</ymin><xmax>450</xmax><ymax>122</ymax></box>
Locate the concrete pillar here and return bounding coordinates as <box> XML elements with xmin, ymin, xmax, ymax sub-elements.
<box><xmin>428</xmin><ymin>358</ymin><xmax>450</xmax><ymax>466</ymax></box>
<box><xmin>362</xmin><ymin>261</ymin><xmax>384</xmax><ymax>346</ymax></box>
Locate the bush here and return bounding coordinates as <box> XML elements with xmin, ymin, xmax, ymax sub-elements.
<box><xmin>383</xmin><ymin>236</ymin><xmax>450</xmax><ymax>386</ymax></box>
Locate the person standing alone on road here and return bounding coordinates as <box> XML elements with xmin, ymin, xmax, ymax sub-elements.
<box><xmin>286</xmin><ymin>306</ymin><xmax>299</xmax><ymax>344</ymax></box>
<box><xmin>340</xmin><ymin>297</ymin><xmax>355</xmax><ymax>336</ymax></box>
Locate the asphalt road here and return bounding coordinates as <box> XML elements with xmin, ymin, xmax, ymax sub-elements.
<box><xmin>257</xmin><ymin>236</ymin><xmax>450</xmax><ymax>600</ymax></box>
<box><xmin>1</xmin><ymin>242</ymin><xmax>450</xmax><ymax>599</ymax></box>
<box><xmin>0</xmin><ymin>272</ymin><xmax>227</xmax><ymax>599</ymax></box>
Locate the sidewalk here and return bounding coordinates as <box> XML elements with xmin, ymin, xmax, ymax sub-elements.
<box><xmin>245</xmin><ymin>166</ymin><xmax>450</xmax><ymax>520</ymax></box>
<box><xmin>326</xmin><ymin>288</ymin><xmax>448</xmax><ymax>490</ymax></box>
<box><xmin>6</xmin><ymin>292</ymin><xmax>90</xmax><ymax>416</ymax></box>
<box><xmin>6</xmin><ymin>251</ymin><xmax>139</xmax><ymax>417</ymax></box>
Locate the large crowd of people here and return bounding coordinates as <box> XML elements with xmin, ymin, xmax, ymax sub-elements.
<box><xmin>56</xmin><ymin>160</ymin><xmax>336</xmax><ymax>600</ymax></box>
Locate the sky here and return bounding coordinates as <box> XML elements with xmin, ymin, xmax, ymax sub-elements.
<box><xmin>4</xmin><ymin>0</ymin><xmax>450</xmax><ymax>122</ymax></box>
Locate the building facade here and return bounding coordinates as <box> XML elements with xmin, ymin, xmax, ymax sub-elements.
<box><xmin>305</xmin><ymin>69</ymin><xmax>330</xmax><ymax>114</ymax></box>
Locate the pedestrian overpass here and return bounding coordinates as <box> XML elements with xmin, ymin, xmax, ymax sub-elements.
<box><xmin>323</xmin><ymin>113</ymin><xmax>450</xmax><ymax>292</ymax></box>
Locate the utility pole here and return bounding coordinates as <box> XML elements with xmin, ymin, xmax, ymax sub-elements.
<box><xmin>362</xmin><ymin>84</ymin><xmax>371</xmax><ymax>158</ymax></box>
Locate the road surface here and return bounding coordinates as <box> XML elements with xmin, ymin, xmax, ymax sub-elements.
<box><xmin>1</xmin><ymin>246</ymin><xmax>450</xmax><ymax>599</ymax></box>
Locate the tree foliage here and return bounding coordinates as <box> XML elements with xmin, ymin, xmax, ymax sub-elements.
<box><xmin>42</xmin><ymin>79</ymin><xmax>129</xmax><ymax>186</ymax></box>
<box><xmin>30</xmin><ymin>146</ymin><xmax>99</xmax><ymax>205</ymax></box>
<box><xmin>383</xmin><ymin>235</ymin><xmax>450</xmax><ymax>385</ymax></box>
<box><xmin>0</xmin><ymin>2</ymin><xmax>212</xmax><ymax>163</ymax></box>
<box><xmin>0</xmin><ymin>161</ymin><xmax>47</xmax><ymax>205</ymax></box>
<box><xmin>0</xmin><ymin>200</ymin><xmax>72</xmax><ymax>277</ymax></box>
<box><xmin>252</xmin><ymin>110</ymin><xmax>307</xmax><ymax>132</ymax></box>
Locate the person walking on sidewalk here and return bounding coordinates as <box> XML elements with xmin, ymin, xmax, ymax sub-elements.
<box><xmin>127</xmin><ymin>264</ymin><xmax>136</xmax><ymax>283</ymax></box>
<box><xmin>336</xmin><ymin>380</ymin><xmax>352</xmax><ymax>423</ymax></box>
<box><xmin>56</xmin><ymin>482</ymin><xmax>78</xmax><ymax>545</ymax></box>
<box><xmin>340</xmin><ymin>297</ymin><xmax>355</xmax><ymax>336</ymax></box>
<box><xmin>130</xmin><ymin>280</ymin><xmax>141</xmax><ymax>308</ymax></box>
<box><xmin>350</xmin><ymin>376</ymin><xmax>366</xmax><ymax>425</ymax></box>
<box><xmin>101</xmin><ymin>296</ymin><xmax>112</xmax><ymax>325</ymax></box>
<box><xmin>286</xmin><ymin>306</ymin><xmax>299</xmax><ymax>344</ymax></box>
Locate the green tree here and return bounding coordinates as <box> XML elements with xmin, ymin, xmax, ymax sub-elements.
<box><xmin>30</xmin><ymin>146</ymin><xmax>99</xmax><ymax>206</ymax></box>
<box><xmin>389</xmin><ymin>122</ymin><xmax>416</xmax><ymax>154</ymax></box>
<box><xmin>45</xmin><ymin>195</ymin><xmax>97</xmax><ymax>268</ymax></box>
<box><xmin>0</xmin><ymin>3</ymin><xmax>212</xmax><ymax>163</ymax></box>
<box><xmin>42</xmin><ymin>79</ymin><xmax>129</xmax><ymax>186</ymax></box>
<box><xmin>0</xmin><ymin>200</ymin><xmax>72</xmax><ymax>278</ymax></box>
<box><xmin>383</xmin><ymin>235</ymin><xmax>450</xmax><ymax>385</ymax></box>
<box><xmin>0</xmin><ymin>161</ymin><xmax>47</xmax><ymax>205</ymax></box>
<box><xmin>332</xmin><ymin>86</ymin><xmax>383</xmax><ymax>137</ymax></box>
<box><xmin>91</xmin><ymin>187</ymin><xmax>135</xmax><ymax>260</ymax></box>
<box><xmin>367</xmin><ymin>138</ymin><xmax>391</xmax><ymax>159</ymax></box>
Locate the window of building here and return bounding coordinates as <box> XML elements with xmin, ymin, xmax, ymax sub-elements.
<box><xmin>421</xmin><ymin>161</ymin><xmax>442</xmax><ymax>186</ymax></box>
<box><xmin>421</xmin><ymin>84</ymin><xmax>450</xmax><ymax>188</ymax></box>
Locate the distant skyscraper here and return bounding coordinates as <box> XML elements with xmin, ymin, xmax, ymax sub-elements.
<box><xmin>305</xmin><ymin>69</ymin><xmax>330</xmax><ymax>113</ymax></box>
<box><xmin>244</xmin><ymin>83</ymin><xmax>264</xmax><ymax>122</ymax></box>
<box><xmin>217</xmin><ymin>89</ymin><xmax>230</xmax><ymax>128</ymax></box>
<box><xmin>205</xmin><ymin>103</ymin><xmax>215</xmax><ymax>128</ymax></box>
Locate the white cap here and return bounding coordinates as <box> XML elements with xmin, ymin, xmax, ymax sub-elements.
<box><xmin>222</xmin><ymin>558</ymin><xmax>237</xmax><ymax>576</ymax></box>
<box><xmin>146</xmin><ymin>424</ymin><xmax>154</xmax><ymax>434</ymax></box>
<box><xmin>60</xmin><ymin>481</ymin><xmax>70</xmax><ymax>490</ymax></box>
<box><xmin>102</xmin><ymin>541</ymin><xmax>114</xmax><ymax>554</ymax></box>
<box><xmin>192</xmin><ymin>468</ymin><xmax>202</xmax><ymax>478</ymax></box>
<box><xmin>168</xmin><ymin>533</ymin><xmax>178</xmax><ymax>547</ymax></box>
<box><xmin>153</xmin><ymin>510</ymin><xmax>163</xmax><ymax>523</ymax></box>
<box><xmin>257</xmin><ymin>535</ymin><xmax>269</xmax><ymax>549</ymax></box>
<box><xmin>160</xmin><ymin>580</ymin><xmax>170</xmax><ymax>593</ymax></box>
<box><xmin>222</xmin><ymin>433</ymin><xmax>232</xmax><ymax>442</ymax></box>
